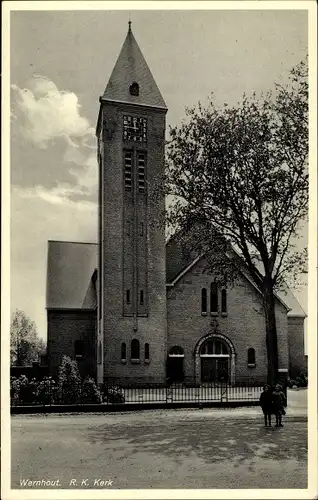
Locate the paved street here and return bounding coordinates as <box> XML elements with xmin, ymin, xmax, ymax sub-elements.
<box><xmin>11</xmin><ymin>390</ymin><xmax>307</xmax><ymax>490</ymax></box>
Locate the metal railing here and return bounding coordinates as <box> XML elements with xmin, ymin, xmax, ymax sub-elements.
<box><xmin>10</xmin><ymin>376</ymin><xmax>266</xmax><ymax>407</ymax></box>
<box><xmin>102</xmin><ymin>377</ymin><xmax>264</xmax><ymax>405</ymax></box>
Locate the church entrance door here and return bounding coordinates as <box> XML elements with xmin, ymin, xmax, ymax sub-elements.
<box><xmin>201</xmin><ymin>357</ymin><xmax>229</xmax><ymax>383</ymax></box>
<box><xmin>200</xmin><ymin>339</ymin><xmax>230</xmax><ymax>383</ymax></box>
<box><xmin>167</xmin><ymin>346</ymin><xmax>184</xmax><ymax>383</ymax></box>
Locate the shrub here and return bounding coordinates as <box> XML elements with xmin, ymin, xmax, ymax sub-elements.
<box><xmin>57</xmin><ymin>356</ymin><xmax>81</xmax><ymax>404</ymax></box>
<box><xmin>81</xmin><ymin>377</ymin><xmax>102</xmax><ymax>404</ymax></box>
<box><xmin>35</xmin><ymin>376</ymin><xmax>57</xmax><ymax>405</ymax></box>
<box><xmin>287</xmin><ymin>372</ymin><xmax>308</xmax><ymax>388</ymax></box>
<box><xmin>10</xmin><ymin>376</ymin><xmax>21</xmax><ymax>405</ymax></box>
<box><xmin>10</xmin><ymin>375</ymin><xmax>38</xmax><ymax>405</ymax></box>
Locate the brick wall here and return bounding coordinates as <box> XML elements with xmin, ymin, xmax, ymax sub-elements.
<box><xmin>167</xmin><ymin>257</ymin><xmax>290</xmax><ymax>383</ymax></box>
<box><xmin>47</xmin><ymin>309</ymin><xmax>96</xmax><ymax>380</ymax></box>
<box><xmin>98</xmin><ymin>102</ymin><xmax>167</xmax><ymax>384</ymax></box>
<box><xmin>288</xmin><ymin>316</ymin><xmax>307</xmax><ymax>377</ymax></box>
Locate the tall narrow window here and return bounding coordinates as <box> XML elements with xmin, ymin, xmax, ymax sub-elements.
<box><xmin>124</xmin><ymin>150</ymin><xmax>133</xmax><ymax>191</ymax></box>
<box><xmin>201</xmin><ymin>288</ymin><xmax>207</xmax><ymax>314</ymax></box>
<box><xmin>144</xmin><ymin>343</ymin><xmax>150</xmax><ymax>362</ymax></box>
<box><xmin>210</xmin><ymin>282</ymin><xmax>218</xmax><ymax>313</ymax></box>
<box><xmin>137</xmin><ymin>152</ymin><xmax>146</xmax><ymax>193</ymax></box>
<box><xmin>121</xmin><ymin>342</ymin><xmax>127</xmax><ymax>361</ymax></box>
<box><xmin>98</xmin><ymin>341</ymin><xmax>102</xmax><ymax>364</ymax></box>
<box><xmin>140</xmin><ymin>222</ymin><xmax>144</xmax><ymax>236</ymax></box>
<box><xmin>131</xmin><ymin>339</ymin><xmax>140</xmax><ymax>360</ymax></box>
<box><xmin>126</xmin><ymin>289</ymin><xmax>131</xmax><ymax>304</ymax></box>
<box><xmin>74</xmin><ymin>340</ymin><xmax>84</xmax><ymax>359</ymax></box>
<box><xmin>140</xmin><ymin>290</ymin><xmax>144</xmax><ymax>305</ymax></box>
<box><xmin>248</xmin><ymin>348</ymin><xmax>256</xmax><ymax>366</ymax></box>
<box><xmin>221</xmin><ymin>289</ymin><xmax>227</xmax><ymax>313</ymax></box>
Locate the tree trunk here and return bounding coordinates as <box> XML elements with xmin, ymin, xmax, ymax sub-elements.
<box><xmin>262</xmin><ymin>279</ymin><xmax>279</xmax><ymax>386</ymax></box>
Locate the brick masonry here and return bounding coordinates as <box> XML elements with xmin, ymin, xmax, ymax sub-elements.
<box><xmin>288</xmin><ymin>316</ymin><xmax>307</xmax><ymax>377</ymax></box>
<box><xmin>167</xmin><ymin>257</ymin><xmax>290</xmax><ymax>383</ymax></box>
<box><xmin>97</xmin><ymin>101</ymin><xmax>167</xmax><ymax>384</ymax></box>
<box><xmin>47</xmin><ymin>310</ymin><xmax>96</xmax><ymax>380</ymax></box>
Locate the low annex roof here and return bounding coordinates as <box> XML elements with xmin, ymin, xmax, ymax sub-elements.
<box><xmin>46</xmin><ymin>240</ymin><xmax>97</xmax><ymax>310</ymax></box>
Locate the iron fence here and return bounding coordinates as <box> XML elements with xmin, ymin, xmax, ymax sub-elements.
<box><xmin>10</xmin><ymin>376</ymin><xmax>269</xmax><ymax>407</ymax></box>
<box><xmin>102</xmin><ymin>377</ymin><xmax>264</xmax><ymax>405</ymax></box>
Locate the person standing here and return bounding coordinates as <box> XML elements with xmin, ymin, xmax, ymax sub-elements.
<box><xmin>259</xmin><ymin>384</ymin><xmax>273</xmax><ymax>427</ymax></box>
<box><xmin>272</xmin><ymin>383</ymin><xmax>287</xmax><ymax>427</ymax></box>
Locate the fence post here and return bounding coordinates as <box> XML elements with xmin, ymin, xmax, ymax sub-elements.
<box><xmin>166</xmin><ymin>379</ymin><xmax>172</xmax><ymax>403</ymax></box>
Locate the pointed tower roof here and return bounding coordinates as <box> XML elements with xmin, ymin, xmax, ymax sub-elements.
<box><xmin>101</xmin><ymin>23</ymin><xmax>167</xmax><ymax>110</ymax></box>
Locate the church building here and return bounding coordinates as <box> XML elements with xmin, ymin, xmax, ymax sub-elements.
<box><xmin>46</xmin><ymin>24</ymin><xmax>307</xmax><ymax>386</ymax></box>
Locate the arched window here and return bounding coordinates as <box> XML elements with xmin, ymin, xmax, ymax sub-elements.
<box><xmin>221</xmin><ymin>289</ymin><xmax>227</xmax><ymax>313</ymax></box>
<box><xmin>144</xmin><ymin>343</ymin><xmax>150</xmax><ymax>362</ymax></box>
<box><xmin>247</xmin><ymin>348</ymin><xmax>256</xmax><ymax>366</ymax></box>
<box><xmin>129</xmin><ymin>82</ymin><xmax>139</xmax><ymax>96</ymax></box>
<box><xmin>121</xmin><ymin>342</ymin><xmax>127</xmax><ymax>361</ymax></box>
<box><xmin>74</xmin><ymin>340</ymin><xmax>84</xmax><ymax>358</ymax></box>
<box><xmin>131</xmin><ymin>339</ymin><xmax>140</xmax><ymax>360</ymax></box>
<box><xmin>201</xmin><ymin>288</ymin><xmax>207</xmax><ymax>314</ymax></box>
<box><xmin>210</xmin><ymin>282</ymin><xmax>218</xmax><ymax>313</ymax></box>
<box><xmin>201</xmin><ymin>339</ymin><xmax>228</xmax><ymax>355</ymax></box>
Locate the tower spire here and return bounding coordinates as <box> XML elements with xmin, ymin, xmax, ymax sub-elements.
<box><xmin>101</xmin><ymin>23</ymin><xmax>167</xmax><ymax>109</ymax></box>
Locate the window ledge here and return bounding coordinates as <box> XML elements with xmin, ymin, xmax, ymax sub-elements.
<box><xmin>144</xmin><ymin>359</ymin><xmax>150</xmax><ymax>364</ymax></box>
<box><xmin>248</xmin><ymin>363</ymin><xmax>256</xmax><ymax>368</ymax></box>
<box><xmin>210</xmin><ymin>312</ymin><xmax>219</xmax><ymax>317</ymax></box>
<box><xmin>120</xmin><ymin>359</ymin><xmax>127</xmax><ymax>364</ymax></box>
<box><xmin>75</xmin><ymin>355</ymin><xmax>83</xmax><ymax>359</ymax></box>
<box><xmin>201</xmin><ymin>312</ymin><xmax>208</xmax><ymax>316</ymax></box>
<box><xmin>130</xmin><ymin>358</ymin><xmax>140</xmax><ymax>364</ymax></box>
<box><xmin>221</xmin><ymin>312</ymin><xmax>228</xmax><ymax>317</ymax></box>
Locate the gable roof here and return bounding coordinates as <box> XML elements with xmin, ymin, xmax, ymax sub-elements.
<box><xmin>46</xmin><ymin>241</ymin><xmax>97</xmax><ymax>310</ymax></box>
<box><xmin>165</xmin><ymin>235</ymin><xmax>306</xmax><ymax>318</ymax></box>
<box><xmin>46</xmin><ymin>239</ymin><xmax>306</xmax><ymax>317</ymax></box>
<box><xmin>101</xmin><ymin>25</ymin><xmax>167</xmax><ymax>110</ymax></box>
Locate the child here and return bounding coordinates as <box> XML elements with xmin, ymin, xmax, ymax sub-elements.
<box><xmin>272</xmin><ymin>383</ymin><xmax>287</xmax><ymax>427</ymax></box>
<box><xmin>259</xmin><ymin>384</ymin><xmax>273</xmax><ymax>427</ymax></box>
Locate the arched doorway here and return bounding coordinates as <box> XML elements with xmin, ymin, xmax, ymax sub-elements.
<box><xmin>194</xmin><ymin>334</ymin><xmax>236</xmax><ymax>384</ymax></box>
<box><xmin>167</xmin><ymin>346</ymin><xmax>184</xmax><ymax>383</ymax></box>
<box><xmin>200</xmin><ymin>338</ymin><xmax>229</xmax><ymax>383</ymax></box>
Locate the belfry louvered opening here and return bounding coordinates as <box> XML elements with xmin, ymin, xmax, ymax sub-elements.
<box><xmin>137</xmin><ymin>152</ymin><xmax>146</xmax><ymax>193</ymax></box>
<box><xmin>124</xmin><ymin>150</ymin><xmax>133</xmax><ymax>191</ymax></box>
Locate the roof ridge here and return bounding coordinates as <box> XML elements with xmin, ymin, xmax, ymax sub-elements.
<box><xmin>48</xmin><ymin>240</ymin><xmax>97</xmax><ymax>245</ymax></box>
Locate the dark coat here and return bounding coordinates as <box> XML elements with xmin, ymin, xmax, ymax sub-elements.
<box><xmin>272</xmin><ymin>390</ymin><xmax>287</xmax><ymax>414</ymax></box>
<box><xmin>259</xmin><ymin>390</ymin><xmax>273</xmax><ymax>412</ymax></box>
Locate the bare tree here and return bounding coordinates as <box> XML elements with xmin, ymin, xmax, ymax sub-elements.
<box><xmin>166</xmin><ymin>59</ymin><xmax>308</xmax><ymax>385</ymax></box>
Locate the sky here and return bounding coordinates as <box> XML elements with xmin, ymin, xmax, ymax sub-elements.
<box><xmin>10</xmin><ymin>8</ymin><xmax>308</xmax><ymax>340</ymax></box>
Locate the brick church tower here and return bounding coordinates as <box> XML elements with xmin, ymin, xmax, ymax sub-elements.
<box><xmin>96</xmin><ymin>23</ymin><xmax>168</xmax><ymax>385</ymax></box>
